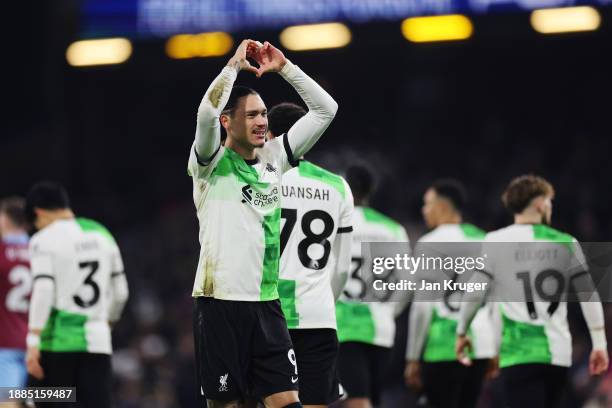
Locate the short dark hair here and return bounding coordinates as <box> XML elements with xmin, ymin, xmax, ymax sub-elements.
<box><xmin>502</xmin><ymin>174</ymin><xmax>554</xmax><ymax>214</ymax></box>
<box><xmin>431</xmin><ymin>179</ymin><xmax>467</xmax><ymax>213</ymax></box>
<box><xmin>0</xmin><ymin>197</ymin><xmax>27</xmax><ymax>228</ymax></box>
<box><xmin>222</xmin><ymin>86</ymin><xmax>259</xmax><ymax>117</ymax></box>
<box><xmin>220</xmin><ymin>86</ymin><xmax>259</xmax><ymax>142</ymax></box>
<box><xmin>25</xmin><ymin>181</ymin><xmax>71</xmax><ymax>224</ymax></box>
<box><xmin>268</xmin><ymin>102</ymin><xmax>307</xmax><ymax>138</ymax></box>
<box><xmin>346</xmin><ymin>165</ymin><xmax>375</xmax><ymax>204</ymax></box>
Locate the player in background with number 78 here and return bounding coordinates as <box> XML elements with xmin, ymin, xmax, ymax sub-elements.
<box><xmin>24</xmin><ymin>181</ymin><xmax>129</xmax><ymax>408</ymax></box>
<box><xmin>267</xmin><ymin>102</ymin><xmax>354</xmax><ymax>408</ymax></box>
<box><xmin>456</xmin><ymin>174</ymin><xmax>608</xmax><ymax>408</ymax></box>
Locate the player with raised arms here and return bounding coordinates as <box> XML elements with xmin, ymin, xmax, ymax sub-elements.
<box><xmin>24</xmin><ymin>181</ymin><xmax>129</xmax><ymax>408</ymax></box>
<box><xmin>456</xmin><ymin>174</ymin><xmax>608</xmax><ymax>408</ymax></box>
<box><xmin>267</xmin><ymin>102</ymin><xmax>354</xmax><ymax>408</ymax></box>
<box><xmin>188</xmin><ymin>40</ymin><xmax>338</xmax><ymax>408</ymax></box>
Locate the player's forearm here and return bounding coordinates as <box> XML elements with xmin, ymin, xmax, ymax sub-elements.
<box><xmin>406</xmin><ymin>300</ymin><xmax>432</xmax><ymax>361</ymax></box>
<box><xmin>456</xmin><ymin>270</ymin><xmax>491</xmax><ymax>335</ymax></box>
<box><xmin>331</xmin><ymin>232</ymin><xmax>352</xmax><ymax>300</ymax></box>
<box><xmin>491</xmin><ymin>303</ymin><xmax>502</xmax><ymax>354</ymax></box>
<box><xmin>457</xmin><ymin>302</ymin><xmax>479</xmax><ymax>336</ymax></box>
<box><xmin>280</xmin><ymin>61</ymin><xmax>338</xmax><ymax>157</ymax></box>
<box><xmin>331</xmin><ymin>271</ymin><xmax>348</xmax><ymax>301</ymax></box>
<box><xmin>28</xmin><ymin>278</ymin><xmax>55</xmax><ymax>331</ymax></box>
<box><xmin>393</xmin><ymin>240</ymin><xmax>413</xmax><ymax>317</ymax></box>
<box><xmin>581</xmin><ymin>301</ymin><xmax>607</xmax><ymax>350</ymax></box>
<box><xmin>109</xmin><ymin>273</ymin><xmax>129</xmax><ymax>323</ymax></box>
<box><xmin>194</xmin><ymin>66</ymin><xmax>238</xmax><ymax>161</ymax></box>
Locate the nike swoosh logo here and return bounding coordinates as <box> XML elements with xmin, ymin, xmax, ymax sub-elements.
<box><xmin>291</xmin><ymin>376</ymin><xmax>298</xmax><ymax>383</ymax></box>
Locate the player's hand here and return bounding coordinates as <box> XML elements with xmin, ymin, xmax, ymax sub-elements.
<box><xmin>404</xmin><ymin>361</ymin><xmax>422</xmax><ymax>390</ymax></box>
<box><xmin>485</xmin><ymin>356</ymin><xmax>500</xmax><ymax>380</ymax></box>
<box><xmin>227</xmin><ymin>39</ymin><xmax>259</xmax><ymax>75</ymax></box>
<box><xmin>247</xmin><ymin>41</ymin><xmax>288</xmax><ymax>78</ymax></box>
<box><xmin>589</xmin><ymin>349</ymin><xmax>609</xmax><ymax>376</ymax></box>
<box><xmin>456</xmin><ymin>335</ymin><xmax>473</xmax><ymax>366</ymax></box>
<box><xmin>26</xmin><ymin>346</ymin><xmax>45</xmax><ymax>380</ymax></box>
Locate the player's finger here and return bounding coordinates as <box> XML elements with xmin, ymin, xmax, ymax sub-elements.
<box><xmin>458</xmin><ymin>354</ymin><xmax>473</xmax><ymax>366</ymax></box>
<box><xmin>27</xmin><ymin>360</ymin><xmax>42</xmax><ymax>379</ymax></box>
<box><xmin>411</xmin><ymin>373</ymin><xmax>422</xmax><ymax>390</ymax></box>
<box><xmin>595</xmin><ymin>357</ymin><xmax>608</xmax><ymax>375</ymax></box>
<box><xmin>36</xmin><ymin>363</ymin><xmax>45</xmax><ymax>380</ymax></box>
<box><xmin>243</xmin><ymin>64</ymin><xmax>259</xmax><ymax>76</ymax></box>
<box><xmin>247</xmin><ymin>40</ymin><xmax>259</xmax><ymax>51</ymax></box>
<box><xmin>591</xmin><ymin>356</ymin><xmax>604</xmax><ymax>375</ymax></box>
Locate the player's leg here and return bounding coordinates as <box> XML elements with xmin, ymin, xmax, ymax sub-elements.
<box><xmin>289</xmin><ymin>328</ymin><xmax>341</xmax><ymax>408</ymax></box>
<box><xmin>0</xmin><ymin>349</ymin><xmax>27</xmax><ymax>408</ymax></box>
<box><xmin>367</xmin><ymin>345</ymin><xmax>392</xmax><ymax>408</ymax></box>
<box><xmin>420</xmin><ymin>361</ymin><xmax>462</xmax><ymax>408</ymax></box>
<box><xmin>337</xmin><ymin>342</ymin><xmax>372</xmax><ymax>408</ymax></box>
<box><xmin>37</xmin><ymin>352</ymin><xmax>78</xmax><ymax>408</ymax></box>
<box><xmin>457</xmin><ymin>359</ymin><xmax>488</xmax><ymax>408</ymax></box>
<box><xmin>500</xmin><ymin>364</ymin><xmax>547</xmax><ymax>408</ymax></box>
<box><xmin>250</xmin><ymin>300</ymin><xmax>300</xmax><ymax>408</ymax></box>
<box><xmin>262</xmin><ymin>391</ymin><xmax>301</xmax><ymax>407</ymax></box>
<box><xmin>193</xmin><ymin>297</ymin><xmax>252</xmax><ymax>405</ymax></box>
<box><xmin>543</xmin><ymin>365</ymin><xmax>568</xmax><ymax>408</ymax></box>
<box><xmin>75</xmin><ymin>352</ymin><xmax>111</xmax><ymax>408</ymax></box>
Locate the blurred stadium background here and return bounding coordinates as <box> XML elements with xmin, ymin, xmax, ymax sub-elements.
<box><xmin>3</xmin><ymin>0</ymin><xmax>612</xmax><ymax>406</ymax></box>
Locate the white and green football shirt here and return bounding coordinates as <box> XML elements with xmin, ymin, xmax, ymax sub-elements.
<box><xmin>482</xmin><ymin>224</ymin><xmax>587</xmax><ymax>368</ymax></box>
<box><xmin>29</xmin><ymin>218</ymin><xmax>125</xmax><ymax>354</ymax></box>
<box><xmin>336</xmin><ymin>206</ymin><xmax>410</xmax><ymax>348</ymax></box>
<box><xmin>278</xmin><ymin>160</ymin><xmax>354</xmax><ymax>330</ymax></box>
<box><xmin>409</xmin><ymin>224</ymin><xmax>497</xmax><ymax>362</ymax></box>
<box><xmin>188</xmin><ymin>138</ymin><xmax>294</xmax><ymax>301</ymax></box>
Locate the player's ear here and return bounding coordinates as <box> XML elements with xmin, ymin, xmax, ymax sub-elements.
<box><xmin>32</xmin><ymin>208</ymin><xmax>46</xmax><ymax>229</ymax></box>
<box><xmin>439</xmin><ymin>198</ymin><xmax>453</xmax><ymax>215</ymax></box>
<box><xmin>220</xmin><ymin>113</ymin><xmax>231</xmax><ymax>131</ymax></box>
<box><xmin>532</xmin><ymin>196</ymin><xmax>546</xmax><ymax>213</ymax></box>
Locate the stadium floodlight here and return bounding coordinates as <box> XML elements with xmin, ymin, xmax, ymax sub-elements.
<box><xmin>401</xmin><ymin>15</ymin><xmax>473</xmax><ymax>43</ymax></box>
<box><xmin>66</xmin><ymin>38</ymin><xmax>132</xmax><ymax>67</ymax></box>
<box><xmin>279</xmin><ymin>23</ymin><xmax>351</xmax><ymax>51</ymax></box>
<box><xmin>530</xmin><ymin>6</ymin><xmax>601</xmax><ymax>34</ymax></box>
<box><xmin>166</xmin><ymin>32</ymin><xmax>234</xmax><ymax>59</ymax></box>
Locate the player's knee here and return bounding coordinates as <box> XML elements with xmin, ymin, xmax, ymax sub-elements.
<box><xmin>342</xmin><ymin>398</ymin><xmax>372</xmax><ymax>408</ymax></box>
<box><xmin>264</xmin><ymin>390</ymin><xmax>300</xmax><ymax>408</ymax></box>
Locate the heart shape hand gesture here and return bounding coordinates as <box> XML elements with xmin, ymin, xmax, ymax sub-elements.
<box><xmin>227</xmin><ymin>39</ymin><xmax>288</xmax><ymax>77</ymax></box>
<box><xmin>246</xmin><ymin>41</ymin><xmax>288</xmax><ymax>77</ymax></box>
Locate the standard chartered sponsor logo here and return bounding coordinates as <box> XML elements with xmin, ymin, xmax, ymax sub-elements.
<box><xmin>241</xmin><ymin>184</ymin><xmax>279</xmax><ymax>209</ymax></box>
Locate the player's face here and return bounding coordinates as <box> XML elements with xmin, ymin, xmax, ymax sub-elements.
<box><xmin>228</xmin><ymin>94</ymin><xmax>268</xmax><ymax>149</ymax></box>
<box><xmin>422</xmin><ymin>188</ymin><xmax>440</xmax><ymax>229</ymax></box>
